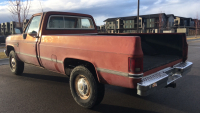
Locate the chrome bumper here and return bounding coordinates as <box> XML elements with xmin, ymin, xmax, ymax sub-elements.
<box><xmin>137</xmin><ymin>61</ymin><xmax>193</xmax><ymax>96</ymax></box>
<box><xmin>4</xmin><ymin>50</ymin><xmax>8</xmax><ymax>57</ymax></box>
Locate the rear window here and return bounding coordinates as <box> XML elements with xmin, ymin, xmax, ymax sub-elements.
<box><xmin>47</xmin><ymin>15</ymin><xmax>94</xmax><ymax>29</ymax></box>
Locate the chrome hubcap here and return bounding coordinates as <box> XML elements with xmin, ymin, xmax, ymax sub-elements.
<box><xmin>11</xmin><ymin>57</ymin><xmax>16</xmax><ymax>68</ymax></box>
<box><xmin>77</xmin><ymin>78</ymin><xmax>89</xmax><ymax>95</ymax></box>
<box><xmin>75</xmin><ymin>75</ymin><xmax>90</xmax><ymax>100</ymax></box>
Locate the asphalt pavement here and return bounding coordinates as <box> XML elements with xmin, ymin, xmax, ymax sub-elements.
<box><xmin>0</xmin><ymin>43</ymin><xmax>5</xmax><ymax>52</ymax></box>
<box><xmin>0</xmin><ymin>40</ymin><xmax>200</xmax><ymax>113</ymax></box>
<box><xmin>0</xmin><ymin>58</ymin><xmax>9</xmax><ymax>65</ymax></box>
<box><xmin>0</xmin><ymin>43</ymin><xmax>5</xmax><ymax>47</ymax></box>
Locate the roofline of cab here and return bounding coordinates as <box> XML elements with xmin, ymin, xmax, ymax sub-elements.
<box><xmin>32</xmin><ymin>11</ymin><xmax>93</xmax><ymax>16</ymax></box>
<box><xmin>33</xmin><ymin>13</ymin><xmax>44</xmax><ymax>16</ymax></box>
<box><xmin>43</xmin><ymin>11</ymin><xmax>93</xmax><ymax>18</ymax></box>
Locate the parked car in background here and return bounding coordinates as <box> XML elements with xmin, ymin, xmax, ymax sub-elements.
<box><xmin>0</xmin><ymin>35</ymin><xmax>5</xmax><ymax>43</ymax></box>
<box><xmin>0</xmin><ymin>28</ymin><xmax>22</xmax><ymax>44</ymax></box>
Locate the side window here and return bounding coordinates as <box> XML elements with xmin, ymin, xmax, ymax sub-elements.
<box><xmin>14</xmin><ymin>28</ymin><xmax>21</xmax><ymax>34</ymax></box>
<box><xmin>48</xmin><ymin>16</ymin><xmax>64</xmax><ymax>28</ymax></box>
<box><xmin>64</xmin><ymin>17</ymin><xmax>77</xmax><ymax>28</ymax></box>
<box><xmin>81</xmin><ymin>18</ymin><xmax>94</xmax><ymax>28</ymax></box>
<box><xmin>47</xmin><ymin>15</ymin><xmax>94</xmax><ymax>29</ymax></box>
<box><xmin>25</xmin><ymin>15</ymin><xmax>41</xmax><ymax>34</ymax></box>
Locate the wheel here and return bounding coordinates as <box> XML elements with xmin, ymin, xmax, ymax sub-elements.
<box><xmin>9</xmin><ymin>50</ymin><xmax>24</xmax><ymax>75</ymax></box>
<box><xmin>70</xmin><ymin>66</ymin><xmax>105</xmax><ymax>108</ymax></box>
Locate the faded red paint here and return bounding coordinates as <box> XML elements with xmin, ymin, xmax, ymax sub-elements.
<box><xmin>5</xmin><ymin>11</ymin><xmax>186</xmax><ymax>89</ymax></box>
<box><xmin>39</xmin><ymin>35</ymin><xmax>143</xmax><ymax>78</ymax></box>
<box><xmin>97</xmin><ymin>71</ymin><xmax>141</xmax><ymax>89</ymax></box>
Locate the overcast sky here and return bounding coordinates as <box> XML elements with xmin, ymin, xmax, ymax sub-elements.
<box><xmin>0</xmin><ymin>0</ymin><xmax>200</xmax><ymax>26</ymax></box>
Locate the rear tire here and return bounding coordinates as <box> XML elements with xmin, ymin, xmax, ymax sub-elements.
<box><xmin>69</xmin><ymin>66</ymin><xmax>105</xmax><ymax>108</ymax></box>
<box><xmin>9</xmin><ymin>50</ymin><xmax>24</xmax><ymax>75</ymax></box>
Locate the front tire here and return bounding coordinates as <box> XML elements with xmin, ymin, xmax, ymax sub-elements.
<box><xmin>9</xmin><ymin>50</ymin><xmax>24</xmax><ymax>75</ymax></box>
<box><xmin>70</xmin><ymin>66</ymin><xmax>105</xmax><ymax>108</ymax></box>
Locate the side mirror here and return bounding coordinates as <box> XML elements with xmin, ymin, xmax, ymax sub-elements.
<box><xmin>14</xmin><ymin>28</ymin><xmax>22</xmax><ymax>34</ymax></box>
<box><xmin>23</xmin><ymin>34</ymin><xmax>27</xmax><ymax>39</ymax></box>
<box><xmin>34</xmin><ymin>36</ymin><xmax>39</xmax><ymax>38</ymax></box>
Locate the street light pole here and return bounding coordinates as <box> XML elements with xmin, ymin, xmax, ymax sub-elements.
<box><xmin>137</xmin><ymin>0</ymin><xmax>140</xmax><ymax>33</ymax></box>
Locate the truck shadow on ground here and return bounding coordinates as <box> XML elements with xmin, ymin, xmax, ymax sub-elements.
<box><xmin>92</xmin><ymin>104</ymin><xmax>158</xmax><ymax>113</ymax></box>
<box><xmin>19</xmin><ymin>72</ymin><xmax>200</xmax><ymax>113</ymax></box>
<box><xmin>17</xmin><ymin>72</ymin><xmax>157</xmax><ymax>113</ymax></box>
<box><xmin>18</xmin><ymin>64</ymin><xmax>200</xmax><ymax>113</ymax></box>
<box><xmin>103</xmin><ymin>74</ymin><xmax>200</xmax><ymax>113</ymax></box>
<box><xmin>21</xmin><ymin>73</ymin><xmax>69</xmax><ymax>83</ymax></box>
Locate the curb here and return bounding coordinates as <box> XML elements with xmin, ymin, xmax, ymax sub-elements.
<box><xmin>187</xmin><ymin>38</ymin><xmax>200</xmax><ymax>42</ymax></box>
<box><xmin>187</xmin><ymin>37</ymin><xmax>200</xmax><ymax>40</ymax></box>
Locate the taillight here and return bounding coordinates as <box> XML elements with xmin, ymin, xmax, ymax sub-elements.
<box><xmin>128</xmin><ymin>57</ymin><xmax>143</xmax><ymax>74</ymax></box>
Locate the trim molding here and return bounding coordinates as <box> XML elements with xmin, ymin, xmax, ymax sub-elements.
<box><xmin>96</xmin><ymin>68</ymin><xmax>128</xmax><ymax>77</ymax></box>
<box><xmin>16</xmin><ymin>52</ymin><xmax>36</xmax><ymax>58</ymax></box>
<box><xmin>16</xmin><ymin>52</ymin><xmax>143</xmax><ymax>78</ymax></box>
<box><xmin>16</xmin><ymin>52</ymin><xmax>63</xmax><ymax>63</ymax></box>
<box><xmin>96</xmin><ymin>67</ymin><xmax>143</xmax><ymax>78</ymax></box>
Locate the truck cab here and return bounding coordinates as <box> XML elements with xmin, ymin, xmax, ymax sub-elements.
<box><xmin>4</xmin><ymin>11</ymin><xmax>193</xmax><ymax>108</ymax></box>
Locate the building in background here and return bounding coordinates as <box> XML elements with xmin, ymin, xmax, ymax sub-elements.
<box><xmin>4</xmin><ymin>22</ymin><xmax>10</xmax><ymax>35</ymax></box>
<box><xmin>174</xmin><ymin>17</ymin><xmax>198</xmax><ymax>35</ymax></box>
<box><xmin>10</xmin><ymin>21</ymin><xmax>16</xmax><ymax>34</ymax></box>
<box><xmin>104</xmin><ymin>16</ymin><xmax>141</xmax><ymax>33</ymax></box>
<box><xmin>10</xmin><ymin>21</ymin><xmax>21</xmax><ymax>34</ymax></box>
<box><xmin>1</xmin><ymin>23</ymin><xmax>5</xmax><ymax>35</ymax></box>
<box><xmin>121</xmin><ymin>17</ymin><xmax>138</xmax><ymax>33</ymax></box>
<box><xmin>166</xmin><ymin>14</ymin><xmax>175</xmax><ymax>28</ymax></box>
<box><xmin>103</xmin><ymin>18</ymin><xmax>118</xmax><ymax>33</ymax></box>
<box><xmin>23</xmin><ymin>19</ymin><xmax>29</xmax><ymax>30</ymax></box>
<box><xmin>174</xmin><ymin>16</ymin><xmax>192</xmax><ymax>27</ymax></box>
<box><xmin>99</xmin><ymin>25</ymin><xmax>106</xmax><ymax>33</ymax></box>
<box><xmin>103</xmin><ymin>13</ymin><xmax>200</xmax><ymax>35</ymax></box>
<box><xmin>96</xmin><ymin>26</ymin><xmax>100</xmax><ymax>31</ymax></box>
<box><xmin>141</xmin><ymin>13</ymin><xmax>168</xmax><ymax>33</ymax></box>
<box><xmin>104</xmin><ymin>13</ymin><xmax>168</xmax><ymax>33</ymax></box>
<box><xmin>0</xmin><ymin>19</ymin><xmax>29</xmax><ymax>35</ymax></box>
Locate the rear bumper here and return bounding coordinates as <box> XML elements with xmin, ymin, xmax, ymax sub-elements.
<box><xmin>137</xmin><ymin>61</ymin><xmax>193</xmax><ymax>96</ymax></box>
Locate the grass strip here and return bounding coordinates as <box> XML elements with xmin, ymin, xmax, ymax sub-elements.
<box><xmin>0</xmin><ymin>52</ymin><xmax>7</xmax><ymax>59</ymax></box>
<box><xmin>0</xmin><ymin>47</ymin><xmax>5</xmax><ymax>49</ymax></box>
<box><xmin>187</xmin><ymin>37</ymin><xmax>200</xmax><ymax>40</ymax></box>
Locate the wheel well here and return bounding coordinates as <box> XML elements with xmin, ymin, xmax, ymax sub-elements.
<box><xmin>7</xmin><ymin>46</ymin><xmax>15</xmax><ymax>55</ymax></box>
<box><xmin>64</xmin><ymin>58</ymin><xmax>98</xmax><ymax>80</ymax></box>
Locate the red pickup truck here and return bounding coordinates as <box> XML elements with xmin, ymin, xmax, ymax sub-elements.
<box><xmin>4</xmin><ymin>11</ymin><xmax>193</xmax><ymax>108</ymax></box>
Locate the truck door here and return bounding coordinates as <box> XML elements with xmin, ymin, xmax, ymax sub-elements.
<box><xmin>19</xmin><ymin>15</ymin><xmax>42</xmax><ymax>66</ymax></box>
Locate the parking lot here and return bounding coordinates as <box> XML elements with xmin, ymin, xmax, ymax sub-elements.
<box><xmin>0</xmin><ymin>40</ymin><xmax>200</xmax><ymax>113</ymax></box>
<box><xmin>0</xmin><ymin>43</ymin><xmax>5</xmax><ymax>52</ymax></box>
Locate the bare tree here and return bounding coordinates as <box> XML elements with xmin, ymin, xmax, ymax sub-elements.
<box><xmin>8</xmin><ymin>0</ymin><xmax>31</xmax><ymax>27</ymax></box>
<box><xmin>159</xmin><ymin>12</ymin><xmax>164</xmax><ymax>33</ymax></box>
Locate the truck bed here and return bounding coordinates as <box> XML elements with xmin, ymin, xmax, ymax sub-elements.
<box><xmin>140</xmin><ymin>34</ymin><xmax>184</xmax><ymax>72</ymax></box>
<box><xmin>143</xmin><ymin>55</ymin><xmax>181</xmax><ymax>72</ymax></box>
<box><xmin>98</xmin><ymin>33</ymin><xmax>186</xmax><ymax>73</ymax></box>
